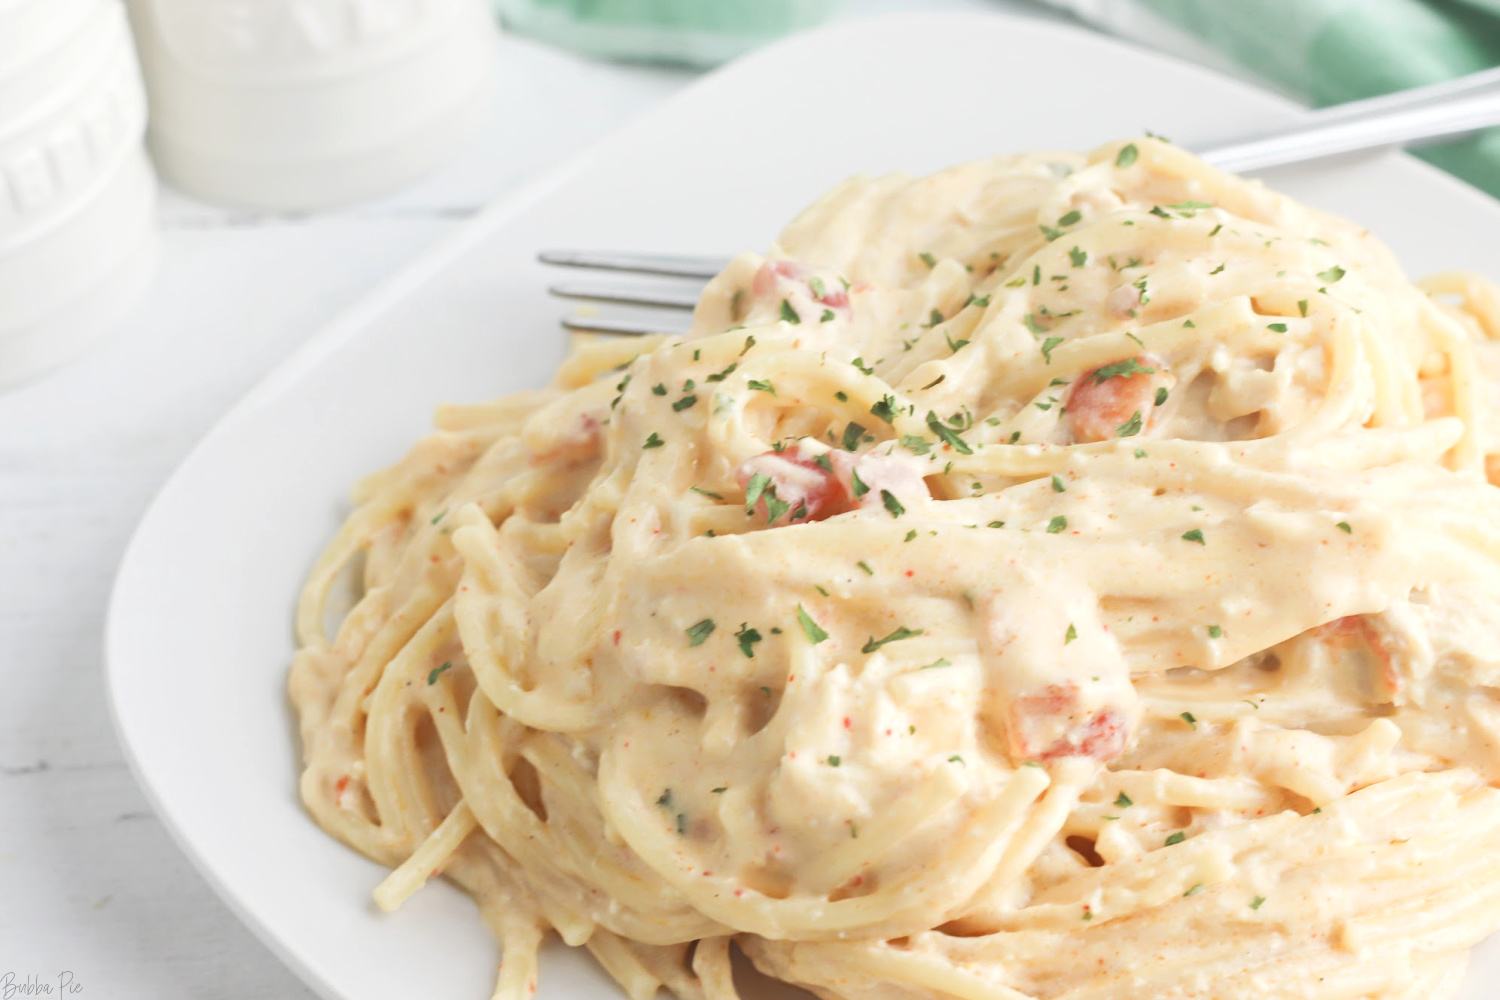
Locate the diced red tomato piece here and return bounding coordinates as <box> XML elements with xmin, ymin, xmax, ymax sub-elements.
<box><xmin>736</xmin><ymin>451</ymin><xmax>851</xmax><ymax>524</ymax></box>
<box><xmin>733</xmin><ymin>445</ymin><xmax>930</xmax><ymax>526</ymax></box>
<box><xmin>1009</xmin><ymin>683</ymin><xmax>1127</xmax><ymax>762</ymax></box>
<box><xmin>1066</xmin><ymin>355</ymin><xmax>1173</xmax><ymax>443</ymax></box>
<box><xmin>750</xmin><ymin>260</ymin><xmax>852</xmax><ymax>316</ymax></box>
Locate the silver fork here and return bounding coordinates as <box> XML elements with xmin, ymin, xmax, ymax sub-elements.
<box><xmin>542</xmin><ymin>67</ymin><xmax>1500</xmax><ymax>336</ymax></box>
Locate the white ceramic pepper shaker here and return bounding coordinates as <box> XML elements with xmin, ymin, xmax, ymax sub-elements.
<box><xmin>125</xmin><ymin>0</ymin><xmax>498</xmax><ymax>210</ymax></box>
<box><xmin>0</xmin><ymin>0</ymin><xmax>158</xmax><ymax>386</ymax></box>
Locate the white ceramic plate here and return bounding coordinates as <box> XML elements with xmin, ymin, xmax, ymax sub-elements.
<box><xmin>107</xmin><ymin>12</ymin><xmax>1500</xmax><ymax>1000</ymax></box>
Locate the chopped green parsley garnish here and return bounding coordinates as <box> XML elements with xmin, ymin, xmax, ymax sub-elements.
<box><xmin>690</xmin><ymin>486</ymin><xmax>722</xmax><ymax>499</ymax></box>
<box><xmin>651</xmin><ymin>383</ymin><xmax>667</xmax><ymax>395</ymax></box>
<box><xmin>1267</xmin><ymin>322</ymin><xmax>1287</xmax><ymax>333</ymax></box>
<box><xmin>797</xmin><ymin>604</ymin><xmax>829</xmax><ymax>644</ymax></box>
<box><xmin>904</xmin><ymin>529</ymin><xmax>918</xmax><ymax>542</ymax></box>
<box><xmin>1250</xmin><ymin>896</ymin><xmax>1266</xmax><ymax>910</ymax></box>
<box><xmin>1058</xmin><ymin>209</ymin><xmax>1082</xmax><ymax>227</ymax></box>
<box><xmin>1208</xmin><ymin>625</ymin><xmax>1222</xmax><ymax>638</ymax></box>
<box><xmin>827</xmin><ymin>755</ymin><xmax>841</xmax><ymax>767</ymax></box>
<box><xmin>747</xmin><ymin>379</ymin><xmax>775</xmax><ymax>395</ymax></box>
<box><xmin>1069</xmin><ymin>246</ymin><xmax>1088</xmax><ymax>267</ymax></box>
<box><xmin>1116</xmin><ymin>411</ymin><xmax>1144</xmax><ymax>437</ymax></box>
<box><xmin>1041</xmin><ymin>336</ymin><xmax>1064</xmax><ymax>363</ymax></box>
<box><xmin>1181</xmin><ymin>711</ymin><xmax>1198</xmax><ymax>728</ymax></box>
<box><xmin>705</xmin><ymin>362</ymin><xmax>738</xmax><ymax>382</ymax></box>
<box><xmin>919</xmin><ymin>252</ymin><xmax>937</xmax><ymax>268</ymax></box>
<box><xmin>1114</xmin><ymin>791</ymin><xmax>1133</xmax><ymax>808</ymax></box>
<box><xmin>1337</xmin><ymin>521</ymin><xmax>1352</xmax><ymax>534</ymax></box>
<box><xmin>900</xmin><ymin>434</ymin><xmax>931</xmax><ymax>455</ymax></box>
<box><xmin>779</xmin><ymin>300</ymin><xmax>800</xmax><ymax>324</ymax></box>
<box><xmin>926</xmin><ymin>411</ymin><xmax>973</xmax><ymax>454</ymax></box>
<box><xmin>1064</xmin><ymin>622</ymin><xmax>1078</xmax><ymax>644</ymax></box>
<box><xmin>427</xmin><ymin>661</ymin><xmax>453</xmax><ymax>685</ymax></box>
<box><xmin>1298</xmin><ymin>299</ymin><xmax>1309</xmax><ymax>317</ymax></box>
<box><xmin>1165</xmin><ymin>831</ymin><xmax>1186</xmax><ymax>846</ymax></box>
<box><xmin>643</xmin><ymin>432</ymin><xmax>664</xmax><ymax>449</ymax></box>
<box><xmin>686</xmin><ymin>619</ymin><xmax>716</xmax><ymax>647</ymax></box>
<box><xmin>1184</xmin><ymin>883</ymin><xmax>1204</xmax><ymax>897</ymax></box>
<box><xmin>1155</xmin><ymin>386</ymin><xmax>1168</xmax><ymax>406</ymax></box>
<box><xmin>1115</xmin><ymin>143</ymin><xmax>1139</xmax><ymax>168</ymax></box>
<box><xmin>673</xmin><ymin>394</ymin><xmax>698</xmax><ymax>411</ymax></box>
<box><xmin>841</xmin><ymin>421</ymin><xmax>867</xmax><ymax>452</ymax></box>
<box><xmin>923</xmin><ymin>658</ymin><xmax>951</xmax><ymax>670</ymax></box>
<box><xmin>1047</xmin><ymin>515</ymin><xmax>1068</xmax><ymax>534</ymax></box>
<box><xmin>925</xmin><ymin>308</ymin><xmax>945</xmax><ymax>328</ymax></box>
<box><xmin>1091</xmin><ymin>357</ymin><xmax>1155</xmax><ymax>383</ymax></box>
<box><xmin>871</xmin><ymin>394</ymin><xmax>899</xmax><ymax>423</ymax></box>
<box><xmin>735</xmin><ymin>623</ymin><xmax>763</xmax><ymax>657</ymax></box>
<box><xmin>1024</xmin><ymin>313</ymin><xmax>1049</xmax><ymax>334</ymax></box>
<box><xmin>765</xmin><ymin>493</ymin><xmax>791</xmax><ymax>524</ymax></box>
<box><xmin>850</xmin><ymin>469</ymin><xmax>870</xmax><ymax>498</ymax></box>
<box><xmin>862</xmin><ymin>626</ymin><xmax>924</xmax><ymax>654</ymax></box>
<box><xmin>857</xmin><ymin>560</ymin><xmax>874</xmax><ymax>576</ymax></box>
<box><xmin>881</xmin><ymin>490</ymin><xmax>906</xmax><ymax>517</ymax></box>
<box><xmin>969</xmin><ymin>293</ymin><xmax>992</xmax><ymax>308</ymax></box>
<box><xmin>852</xmin><ymin>357</ymin><xmax>874</xmax><ymax>375</ymax></box>
<box><xmin>744</xmin><ymin>472</ymin><xmax>771</xmax><ymax>508</ymax></box>
<box><xmin>1052</xmin><ymin>475</ymin><xmax>1066</xmax><ymax>492</ymax></box>
<box><xmin>820</xmin><ymin>309</ymin><xmax>836</xmax><ymax>323</ymax></box>
<box><xmin>1317</xmin><ymin>265</ymin><xmax>1346</xmax><ymax>284</ymax></box>
<box><xmin>1182</xmin><ymin>528</ymin><xmax>1205</xmax><ymax>544</ymax></box>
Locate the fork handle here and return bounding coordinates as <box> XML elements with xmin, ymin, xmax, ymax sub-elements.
<box><xmin>1200</xmin><ymin>67</ymin><xmax>1500</xmax><ymax>172</ymax></box>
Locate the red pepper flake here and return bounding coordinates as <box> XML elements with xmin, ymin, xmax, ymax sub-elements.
<box><xmin>904</xmin><ymin>570</ymin><xmax>914</xmax><ymax>577</ymax></box>
<box><xmin>843</xmin><ymin>717</ymin><xmax>852</xmax><ymax>729</ymax></box>
<box><xmin>613</xmin><ymin>630</ymin><xmax>622</xmax><ymax>645</ymax></box>
<box><xmin>335</xmin><ymin>776</ymin><xmax>350</xmax><ymax>796</ymax></box>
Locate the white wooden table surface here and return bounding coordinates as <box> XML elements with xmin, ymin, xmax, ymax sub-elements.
<box><xmin>0</xmin><ymin>2</ymin><xmax>1082</xmax><ymax>995</ymax></box>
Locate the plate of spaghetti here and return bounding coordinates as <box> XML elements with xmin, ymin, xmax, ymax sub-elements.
<box><xmin>109</xmin><ymin>11</ymin><xmax>1500</xmax><ymax>1000</ymax></box>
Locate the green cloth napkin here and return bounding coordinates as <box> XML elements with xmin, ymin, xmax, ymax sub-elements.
<box><xmin>492</xmin><ymin>0</ymin><xmax>843</xmax><ymax>66</ymax></box>
<box><xmin>1061</xmin><ymin>0</ymin><xmax>1500</xmax><ymax>198</ymax></box>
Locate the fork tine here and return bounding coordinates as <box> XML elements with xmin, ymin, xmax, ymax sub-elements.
<box><xmin>562</xmin><ymin>315</ymin><xmax>690</xmax><ymax>336</ymax></box>
<box><xmin>538</xmin><ymin>249</ymin><xmax>731</xmax><ymax>279</ymax></box>
<box><xmin>549</xmin><ymin>281</ymin><xmax>701</xmax><ymax>310</ymax></box>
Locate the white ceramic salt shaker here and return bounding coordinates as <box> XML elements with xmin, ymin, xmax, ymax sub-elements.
<box><xmin>125</xmin><ymin>0</ymin><xmax>498</xmax><ymax>210</ymax></box>
<box><xmin>0</xmin><ymin>0</ymin><xmax>159</xmax><ymax>386</ymax></box>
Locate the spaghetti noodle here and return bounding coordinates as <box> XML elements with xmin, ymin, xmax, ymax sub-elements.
<box><xmin>291</xmin><ymin>138</ymin><xmax>1500</xmax><ymax>999</ymax></box>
